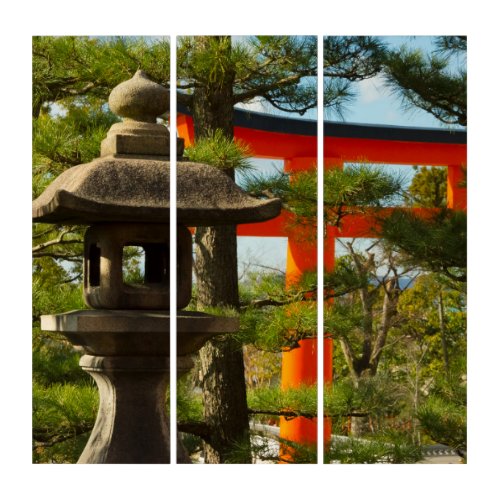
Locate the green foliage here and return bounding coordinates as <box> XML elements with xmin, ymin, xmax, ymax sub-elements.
<box><xmin>178</xmin><ymin>36</ymin><xmax>238</xmax><ymax>89</ymax></box>
<box><xmin>32</xmin><ymin>269</ymin><xmax>84</xmax><ymax>321</ymax></box>
<box><xmin>393</xmin><ymin>274</ymin><xmax>466</xmax><ymax>376</ymax></box>
<box><xmin>184</xmin><ymin>129</ymin><xmax>253</xmax><ymax>170</ymax></box>
<box><xmin>406</xmin><ymin>166</ymin><xmax>448</xmax><ymax>208</ymax></box>
<box><xmin>324</xmin><ymin>300</ymin><xmax>365</xmax><ymax>342</ymax></box>
<box><xmin>381</xmin><ymin>209</ymin><xmax>466</xmax><ymax>282</ymax></box>
<box><xmin>323</xmin><ymin>36</ymin><xmax>386</xmax><ymax>118</ymax></box>
<box><xmin>238</xmin><ymin>270</ymin><xmax>286</xmax><ymax>306</ymax></box>
<box><xmin>33</xmin><ymin>104</ymin><xmax>118</xmax><ymax>197</ymax></box>
<box><xmin>176</xmin><ymin>377</ymin><xmax>204</xmax><ymax>423</ymax></box>
<box><xmin>418</xmin><ymin>396</ymin><xmax>466</xmax><ymax>456</ymax></box>
<box><xmin>33</xmin><ymin>36</ymin><xmax>170</xmax><ymax>118</ymax></box>
<box><xmin>243</xmin><ymin>345</ymin><xmax>281</xmax><ymax>389</ymax></box>
<box><xmin>179</xmin><ymin>36</ymin><xmax>390</xmax><ymax>118</ymax></box>
<box><xmin>33</xmin><ymin>329</ymin><xmax>85</xmax><ymax>386</ymax></box>
<box><xmin>237</xmin><ymin>269</ymin><xmax>318</xmax><ymax>352</ymax></box>
<box><xmin>324</xmin><ymin>164</ymin><xmax>403</xmax><ymax>214</ymax></box>
<box><xmin>248</xmin><ymin>385</ymin><xmax>318</xmax><ymax>418</ymax></box>
<box><xmin>417</xmin><ymin>367</ymin><xmax>466</xmax><ymax>456</ymax></box>
<box><xmin>327</xmin><ymin>432</ymin><xmax>422</xmax><ymax>464</ymax></box>
<box><xmin>32</xmin><ymin>272</ymin><xmax>93</xmax><ymax>463</ymax></box>
<box><xmin>121</xmin><ymin>246</ymin><xmax>146</xmax><ymax>284</ymax></box>
<box><xmin>382</xmin><ymin>37</ymin><xmax>466</xmax><ymax>126</ymax></box>
<box><xmin>435</xmin><ymin>36</ymin><xmax>467</xmax><ymax>54</ymax></box>
<box><xmin>178</xmin><ymin>36</ymin><xmax>317</xmax><ymax>116</ymax></box>
<box><xmin>239</xmin><ymin>301</ymin><xmax>317</xmax><ymax>352</ymax></box>
<box><xmin>241</xmin><ymin>36</ymin><xmax>318</xmax><ymax>115</ymax></box>
<box><xmin>242</xmin><ymin>164</ymin><xmax>402</xmax><ymax>230</ymax></box>
<box><xmin>242</xmin><ymin>167</ymin><xmax>318</xmax><ymax>234</ymax></box>
<box><xmin>33</xmin><ymin>381</ymin><xmax>98</xmax><ymax>463</ymax></box>
<box><xmin>324</xmin><ymin>255</ymin><xmax>369</xmax><ymax>296</ymax></box>
<box><xmin>324</xmin><ymin>376</ymin><xmax>406</xmax><ymax>418</ymax></box>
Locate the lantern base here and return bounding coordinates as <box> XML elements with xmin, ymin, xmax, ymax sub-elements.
<box><xmin>78</xmin><ymin>354</ymin><xmax>171</xmax><ymax>464</ymax></box>
<box><xmin>40</xmin><ymin>310</ymin><xmax>239</xmax><ymax>463</ymax></box>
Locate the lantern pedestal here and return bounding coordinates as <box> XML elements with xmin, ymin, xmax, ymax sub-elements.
<box><xmin>78</xmin><ymin>354</ymin><xmax>170</xmax><ymax>464</ymax></box>
<box><xmin>41</xmin><ymin>310</ymin><xmax>239</xmax><ymax>463</ymax></box>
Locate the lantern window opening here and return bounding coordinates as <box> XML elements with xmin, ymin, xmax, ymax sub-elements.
<box><xmin>121</xmin><ymin>243</ymin><xmax>170</xmax><ymax>287</ymax></box>
<box><xmin>88</xmin><ymin>243</ymin><xmax>101</xmax><ymax>287</ymax></box>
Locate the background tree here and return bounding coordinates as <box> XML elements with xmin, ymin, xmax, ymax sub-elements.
<box><xmin>386</xmin><ymin>273</ymin><xmax>466</xmax><ymax>445</ymax></box>
<box><xmin>405</xmin><ymin>166</ymin><xmax>447</xmax><ymax>208</ymax></box>
<box><xmin>325</xmin><ymin>242</ymin><xmax>414</xmax><ymax>436</ymax></box>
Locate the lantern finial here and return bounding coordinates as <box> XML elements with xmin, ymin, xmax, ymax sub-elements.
<box><xmin>108</xmin><ymin>69</ymin><xmax>169</xmax><ymax>123</ymax></box>
<box><xmin>100</xmin><ymin>70</ymin><xmax>173</xmax><ymax>158</ymax></box>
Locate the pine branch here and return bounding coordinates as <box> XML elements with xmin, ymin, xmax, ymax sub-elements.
<box><xmin>241</xmin><ymin>262</ymin><xmax>286</xmax><ymax>276</ymax></box>
<box><xmin>242</xmin><ymin>298</ymin><xmax>293</xmax><ymax>309</ymax></box>
<box><xmin>61</xmin><ymin>82</ymin><xmax>95</xmax><ymax>96</ymax></box>
<box><xmin>33</xmin><ymin>227</ymin><xmax>56</xmax><ymax>240</ymax></box>
<box><xmin>248</xmin><ymin>409</ymin><xmax>315</xmax><ymax>419</ymax></box>
<box><xmin>32</xmin><ymin>227</ymin><xmax>82</xmax><ymax>254</ymax></box>
<box><xmin>33</xmin><ymin>424</ymin><xmax>92</xmax><ymax>450</ymax></box>
<box><xmin>234</xmin><ymin>73</ymin><xmax>303</xmax><ymax>104</ymax></box>
<box><xmin>32</xmin><ymin>253</ymin><xmax>83</xmax><ymax>262</ymax></box>
<box><xmin>33</xmin><ymin>239</ymin><xmax>83</xmax><ymax>254</ymax></box>
<box><xmin>247</xmin><ymin>409</ymin><xmax>369</xmax><ymax>419</ymax></box>
<box><xmin>240</xmin><ymin>285</ymin><xmax>316</xmax><ymax>308</ymax></box>
<box><xmin>177</xmin><ymin>421</ymin><xmax>213</xmax><ymax>444</ymax></box>
<box><xmin>262</xmin><ymin>96</ymin><xmax>317</xmax><ymax>116</ymax></box>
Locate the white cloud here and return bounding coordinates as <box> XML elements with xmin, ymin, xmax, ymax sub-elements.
<box><xmin>235</xmin><ymin>98</ymin><xmax>268</xmax><ymax>113</ymax></box>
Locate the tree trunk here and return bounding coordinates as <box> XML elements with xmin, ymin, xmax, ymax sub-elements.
<box><xmin>349</xmin><ymin>370</ymin><xmax>372</xmax><ymax>438</ymax></box>
<box><xmin>199</xmin><ymin>336</ymin><xmax>250</xmax><ymax>463</ymax></box>
<box><xmin>190</xmin><ymin>36</ymin><xmax>251</xmax><ymax>463</ymax></box>
<box><xmin>194</xmin><ymin>224</ymin><xmax>251</xmax><ymax>463</ymax></box>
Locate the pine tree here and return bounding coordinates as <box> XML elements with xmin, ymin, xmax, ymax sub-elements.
<box><xmin>382</xmin><ymin>36</ymin><xmax>466</xmax><ymax>126</ymax></box>
<box><xmin>380</xmin><ymin>37</ymin><xmax>467</xmax><ymax>285</ymax></box>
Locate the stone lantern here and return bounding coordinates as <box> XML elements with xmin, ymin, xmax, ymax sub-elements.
<box><xmin>32</xmin><ymin>70</ymin><xmax>281</xmax><ymax>463</ymax></box>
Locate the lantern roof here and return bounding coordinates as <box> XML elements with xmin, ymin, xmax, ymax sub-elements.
<box><xmin>32</xmin><ymin>70</ymin><xmax>281</xmax><ymax>226</ymax></box>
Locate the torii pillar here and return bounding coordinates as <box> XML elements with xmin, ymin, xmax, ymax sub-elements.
<box><xmin>279</xmin><ymin>157</ymin><xmax>334</xmax><ymax>461</ymax></box>
<box><xmin>447</xmin><ymin>164</ymin><xmax>467</xmax><ymax>210</ymax></box>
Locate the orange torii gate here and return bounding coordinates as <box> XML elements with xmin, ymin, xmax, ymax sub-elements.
<box><xmin>177</xmin><ymin>108</ymin><xmax>467</xmax><ymax>456</ymax></box>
